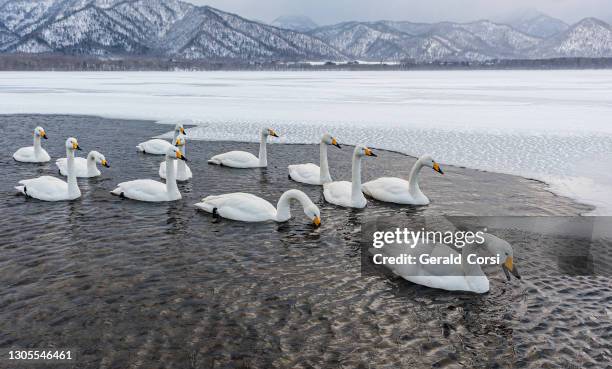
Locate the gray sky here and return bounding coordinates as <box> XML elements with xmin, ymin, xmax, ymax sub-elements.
<box><xmin>191</xmin><ymin>0</ymin><xmax>612</xmax><ymax>25</ymax></box>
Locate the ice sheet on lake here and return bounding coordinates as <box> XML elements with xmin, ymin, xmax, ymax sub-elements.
<box><xmin>1</xmin><ymin>70</ymin><xmax>611</xmax><ymax>214</ymax></box>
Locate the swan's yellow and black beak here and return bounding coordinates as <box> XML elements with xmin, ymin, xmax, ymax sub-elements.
<box><xmin>40</xmin><ymin>130</ymin><xmax>48</xmax><ymax>139</ymax></box>
<box><xmin>101</xmin><ymin>159</ymin><xmax>110</xmax><ymax>168</ymax></box>
<box><xmin>175</xmin><ymin>138</ymin><xmax>183</xmax><ymax>146</ymax></box>
<box><xmin>180</xmin><ymin>127</ymin><xmax>186</xmax><ymax>135</ymax></box>
<box><xmin>332</xmin><ymin>138</ymin><xmax>341</xmax><ymax>149</ymax></box>
<box><xmin>501</xmin><ymin>256</ymin><xmax>520</xmax><ymax>281</ymax></box>
<box><xmin>269</xmin><ymin>129</ymin><xmax>279</xmax><ymax>138</ymax></box>
<box><xmin>73</xmin><ymin>141</ymin><xmax>81</xmax><ymax>150</ymax></box>
<box><xmin>313</xmin><ymin>216</ymin><xmax>321</xmax><ymax>227</ymax></box>
<box><xmin>365</xmin><ymin>147</ymin><xmax>377</xmax><ymax>157</ymax></box>
<box><xmin>433</xmin><ymin>161</ymin><xmax>444</xmax><ymax>175</ymax></box>
<box><xmin>176</xmin><ymin>151</ymin><xmax>188</xmax><ymax>162</ymax></box>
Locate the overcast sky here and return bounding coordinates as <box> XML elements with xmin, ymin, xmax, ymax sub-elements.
<box><xmin>192</xmin><ymin>0</ymin><xmax>612</xmax><ymax>25</ymax></box>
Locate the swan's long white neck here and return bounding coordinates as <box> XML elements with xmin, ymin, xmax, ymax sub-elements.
<box><xmin>351</xmin><ymin>149</ymin><xmax>365</xmax><ymax>205</ymax></box>
<box><xmin>33</xmin><ymin>135</ymin><xmax>42</xmax><ymax>156</ymax></box>
<box><xmin>86</xmin><ymin>152</ymin><xmax>98</xmax><ymax>177</ymax></box>
<box><xmin>66</xmin><ymin>148</ymin><xmax>80</xmax><ymax>197</ymax></box>
<box><xmin>165</xmin><ymin>156</ymin><xmax>179</xmax><ymax>194</ymax></box>
<box><xmin>319</xmin><ymin>140</ymin><xmax>332</xmax><ymax>183</ymax></box>
<box><xmin>177</xmin><ymin>143</ymin><xmax>187</xmax><ymax>177</ymax></box>
<box><xmin>276</xmin><ymin>189</ymin><xmax>312</xmax><ymax>222</ymax></box>
<box><xmin>408</xmin><ymin>158</ymin><xmax>425</xmax><ymax>197</ymax></box>
<box><xmin>258</xmin><ymin>131</ymin><xmax>268</xmax><ymax>167</ymax></box>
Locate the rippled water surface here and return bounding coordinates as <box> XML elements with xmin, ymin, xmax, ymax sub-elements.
<box><xmin>0</xmin><ymin>115</ymin><xmax>609</xmax><ymax>369</ymax></box>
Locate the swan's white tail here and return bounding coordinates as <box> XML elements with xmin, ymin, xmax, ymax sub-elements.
<box><xmin>136</xmin><ymin>144</ymin><xmax>144</xmax><ymax>152</ymax></box>
<box><xmin>15</xmin><ymin>186</ymin><xmax>26</xmax><ymax>195</ymax></box>
<box><xmin>110</xmin><ymin>187</ymin><xmax>122</xmax><ymax>196</ymax></box>
<box><xmin>194</xmin><ymin>201</ymin><xmax>215</xmax><ymax>212</ymax></box>
<box><xmin>207</xmin><ymin>157</ymin><xmax>221</xmax><ymax>165</ymax></box>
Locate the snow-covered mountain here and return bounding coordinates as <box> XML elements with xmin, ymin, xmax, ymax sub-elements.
<box><xmin>0</xmin><ymin>0</ymin><xmax>344</xmax><ymax>60</ymax></box>
<box><xmin>502</xmin><ymin>9</ymin><xmax>569</xmax><ymax>38</ymax></box>
<box><xmin>0</xmin><ymin>1</ymin><xmax>610</xmax><ymax>62</ymax></box>
<box><xmin>271</xmin><ymin>15</ymin><xmax>318</xmax><ymax>32</ymax></box>
<box><xmin>529</xmin><ymin>18</ymin><xmax>612</xmax><ymax>58</ymax></box>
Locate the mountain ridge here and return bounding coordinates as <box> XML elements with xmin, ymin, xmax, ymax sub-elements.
<box><xmin>0</xmin><ymin>0</ymin><xmax>610</xmax><ymax>62</ymax></box>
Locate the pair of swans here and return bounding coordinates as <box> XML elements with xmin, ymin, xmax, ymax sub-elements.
<box><xmin>13</xmin><ymin>126</ymin><xmax>50</xmax><ymax>163</ymax></box>
<box><xmin>159</xmin><ymin>134</ymin><xmax>192</xmax><ymax>181</ymax></box>
<box><xmin>112</xmin><ymin>147</ymin><xmax>187</xmax><ymax>202</ymax></box>
<box><xmin>56</xmin><ymin>150</ymin><xmax>110</xmax><ymax>178</ymax></box>
<box><xmin>208</xmin><ymin>128</ymin><xmax>279</xmax><ymax>168</ymax></box>
<box><xmin>16</xmin><ymin>138</ymin><xmax>83</xmax><ymax>201</ymax></box>
<box><xmin>373</xmin><ymin>233</ymin><xmax>520</xmax><ymax>293</ymax></box>
<box><xmin>137</xmin><ymin>123</ymin><xmax>186</xmax><ymax>155</ymax></box>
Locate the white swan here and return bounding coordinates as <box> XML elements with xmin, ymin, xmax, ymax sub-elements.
<box><xmin>136</xmin><ymin>122</ymin><xmax>186</xmax><ymax>155</ymax></box>
<box><xmin>15</xmin><ymin>138</ymin><xmax>82</xmax><ymax>201</ymax></box>
<box><xmin>111</xmin><ymin>147</ymin><xmax>187</xmax><ymax>202</ymax></box>
<box><xmin>362</xmin><ymin>155</ymin><xmax>444</xmax><ymax>205</ymax></box>
<box><xmin>371</xmin><ymin>233</ymin><xmax>520</xmax><ymax>293</ymax></box>
<box><xmin>56</xmin><ymin>150</ymin><xmax>109</xmax><ymax>178</ymax></box>
<box><xmin>13</xmin><ymin>126</ymin><xmax>50</xmax><ymax>163</ymax></box>
<box><xmin>288</xmin><ymin>133</ymin><xmax>341</xmax><ymax>185</ymax></box>
<box><xmin>323</xmin><ymin>145</ymin><xmax>377</xmax><ymax>208</ymax></box>
<box><xmin>208</xmin><ymin>128</ymin><xmax>279</xmax><ymax>168</ymax></box>
<box><xmin>194</xmin><ymin>189</ymin><xmax>321</xmax><ymax>225</ymax></box>
<box><xmin>159</xmin><ymin>134</ymin><xmax>192</xmax><ymax>182</ymax></box>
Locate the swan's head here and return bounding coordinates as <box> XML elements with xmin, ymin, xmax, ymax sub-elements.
<box><xmin>420</xmin><ymin>155</ymin><xmax>444</xmax><ymax>175</ymax></box>
<box><xmin>304</xmin><ymin>204</ymin><xmax>321</xmax><ymax>227</ymax></box>
<box><xmin>482</xmin><ymin>234</ymin><xmax>520</xmax><ymax>281</ymax></box>
<box><xmin>66</xmin><ymin>137</ymin><xmax>81</xmax><ymax>151</ymax></box>
<box><xmin>355</xmin><ymin>145</ymin><xmax>377</xmax><ymax>158</ymax></box>
<box><xmin>34</xmin><ymin>126</ymin><xmax>47</xmax><ymax>139</ymax></box>
<box><xmin>174</xmin><ymin>134</ymin><xmax>186</xmax><ymax>147</ymax></box>
<box><xmin>263</xmin><ymin>128</ymin><xmax>279</xmax><ymax>138</ymax></box>
<box><xmin>174</xmin><ymin>123</ymin><xmax>186</xmax><ymax>135</ymax></box>
<box><xmin>322</xmin><ymin>133</ymin><xmax>341</xmax><ymax>149</ymax></box>
<box><xmin>89</xmin><ymin>151</ymin><xmax>110</xmax><ymax>168</ymax></box>
<box><xmin>166</xmin><ymin>146</ymin><xmax>188</xmax><ymax>161</ymax></box>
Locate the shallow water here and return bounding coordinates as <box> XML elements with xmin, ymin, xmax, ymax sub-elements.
<box><xmin>0</xmin><ymin>115</ymin><xmax>609</xmax><ymax>369</ymax></box>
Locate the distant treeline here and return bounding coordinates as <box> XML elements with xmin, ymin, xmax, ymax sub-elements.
<box><xmin>1</xmin><ymin>53</ymin><xmax>612</xmax><ymax>71</ymax></box>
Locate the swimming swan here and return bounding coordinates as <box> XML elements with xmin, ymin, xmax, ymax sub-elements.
<box><xmin>362</xmin><ymin>155</ymin><xmax>444</xmax><ymax>205</ymax></box>
<box><xmin>159</xmin><ymin>134</ymin><xmax>192</xmax><ymax>181</ymax></box>
<box><xmin>13</xmin><ymin>126</ymin><xmax>50</xmax><ymax>163</ymax></box>
<box><xmin>136</xmin><ymin>123</ymin><xmax>186</xmax><ymax>155</ymax></box>
<box><xmin>371</xmin><ymin>233</ymin><xmax>520</xmax><ymax>293</ymax></box>
<box><xmin>208</xmin><ymin>128</ymin><xmax>279</xmax><ymax>168</ymax></box>
<box><xmin>288</xmin><ymin>133</ymin><xmax>341</xmax><ymax>185</ymax></box>
<box><xmin>323</xmin><ymin>145</ymin><xmax>377</xmax><ymax>208</ymax></box>
<box><xmin>194</xmin><ymin>189</ymin><xmax>321</xmax><ymax>225</ymax></box>
<box><xmin>56</xmin><ymin>150</ymin><xmax>109</xmax><ymax>178</ymax></box>
<box><xmin>15</xmin><ymin>138</ymin><xmax>82</xmax><ymax>201</ymax></box>
<box><xmin>111</xmin><ymin>147</ymin><xmax>187</xmax><ymax>202</ymax></box>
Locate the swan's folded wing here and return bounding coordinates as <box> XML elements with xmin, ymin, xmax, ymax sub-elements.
<box><xmin>56</xmin><ymin>158</ymin><xmax>68</xmax><ymax>175</ymax></box>
<box><xmin>288</xmin><ymin>163</ymin><xmax>320</xmax><ymax>184</ymax></box>
<box><xmin>137</xmin><ymin>139</ymin><xmax>173</xmax><ymax>154</ymax></box>
<box><xmin>362</xmin><ymin>177</ymin><xmax>412</xmax><ymax>202</ymax></box>
<box><xmin>323</xmin><ymin>181</ymin><xmax>352</xmax><ymax>205</ymax></box>
<box><xmin>209</xmin><ymin>151</ymin><xmax>259</xmax><ymax>168</ymax></box>
<box><xmin>197</xmin><ymin>193</ymin><xmax>276</xmax><ymax>222</ymax></box>
<box><xmin>18</xmin><ymin>176</ymin><xmax>68</xmax><ymax>200</ymax></box>
<box><xmin>115</xmin><ymin>179</ymin><xmax>167</xmax><ymax>201</ymax></box>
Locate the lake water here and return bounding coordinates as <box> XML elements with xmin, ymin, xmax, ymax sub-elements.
<box><xmin>1</xmin><ymin>115</ymin><xmax>610</xmax><ymax>368</ymax></box>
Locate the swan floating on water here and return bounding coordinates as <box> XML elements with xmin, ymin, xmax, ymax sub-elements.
<box><xmin>159</xmin><ymin>134</ymin><xmax>192</xmax><ymax>181</ymax></box>
<box><xmin>15</xmin><ymin>138</ymin><xmax>82</xmax><ymax>201</ymax></box>
<box><xmin>371</xmin><ymin>233</ymin><xmax>520</xmax><ymax>293</ymax></box>
<box><xmin>111</xmin><ymin>146</ymin><xmax>187</xmax><ymax>202</ymax></box>
<box><xmin>194</xmin><ymin>189</ymin><xmax>321</xmax><ymax>225</ymax></box>
<box><xmin>362</xmin><ymin>155</ymin><xmax>444</xmax><ymax>205</ymax></box>
<box><xmin>208</xmin><ymin>128</ymin><xmax>279</xmax><ymax>168</ymax></box>
<box><xmin>136</xmin><ymin>123</ymin><xmax>186</xmax><ymax>155</ymax></box>
<box><xmin>288</xmin><ymin>133</ymin><xmax>341</xmax><ymax>185</ymax></box>
<box><xmin>13</xmin><ymin>126</ymin><xmax>50</xmax><ymax>163</ymax></box>
<box><xmin>56</xmin><ymin>150</ymin><xmax>109</xmax><ymax>178</ymax></box>
<box><xmin>323</xmin><ymin>145</ymin><xmax>377</xmax><ymax>208</ymax></box>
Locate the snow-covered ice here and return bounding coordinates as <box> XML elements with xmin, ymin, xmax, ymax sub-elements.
<box><xmin>1</xmin><ymin>70</ymin><xmax>611</xmax><ymax>214</ymax></box>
